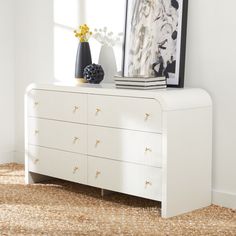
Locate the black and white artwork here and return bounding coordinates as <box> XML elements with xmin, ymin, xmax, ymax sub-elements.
<box><xmin>123</xmin><ymin>0</ymin><xmax>188</xmax><ymax>87</ymax></box>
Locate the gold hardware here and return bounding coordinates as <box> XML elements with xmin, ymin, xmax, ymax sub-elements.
<box><xmin>145</xmin><ymin>181</ymin><xmax>152</xmax><ymax>187</ymax></box>
<box><xmin>95</xmin><ymin>108</ymin><xmax>101</xmax><ymax>115</ymax></box>
<box><xmin>73</xmin><ymin>106</ymin><xmax>79</xmax><ymax>113</ymax></box>
<box><xmin>95</xmin><ymin>171</ymin><xmax>101</xmax><ymax>178</ymax></box>
<box><xmin>95</xmin><ymin>140</ymin><xmax>101</xmax><ymax>147</ymax></box>
<box><xmin>73</xmin><ymin>137</ymin><xmax>79</xmax><ymax>144</ymax></box>
<box><xmin>145</xmin><ymin>113</ymin><xmax>150</xmax><ymax>121</ymax></box>
<box><xmin>145</xmin><ymin>147</ymin><xmax>152</xmax><ymax>153</ymax></box>
<box><xmin>34</xmin><ymin>130</ymin><xmax>39</xmax><ymax>135</ymax></box>
<box><xmin>73</xmin><ymin>166</ymin><xmax>79</xmax><ymax>174</ymax></box>
<box><xmin>34</xmin><ymin>159</ymin><xmax>39</xmax><ymax>164</ymax></box>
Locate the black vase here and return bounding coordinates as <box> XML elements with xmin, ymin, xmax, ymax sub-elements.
<box><xmin>75</xmin><ymin>42</ymin><xmax>92</xmax><ymax>80</ymax></box>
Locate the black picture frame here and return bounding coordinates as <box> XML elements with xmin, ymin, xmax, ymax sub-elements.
<box><xmin>123</xmin><ymin>0</ymin><xmax>189</xmax><ymax>88</ymax></box>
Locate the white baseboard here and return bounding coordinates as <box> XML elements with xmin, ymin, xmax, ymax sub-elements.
<box><xmin>212</xmin><ymin>190</ymin><xmax>236</xmax><ymax>209</ymax></box>
<box><xmin>0</xmin><ymin>151</ymin><xmax>14</xmax><ymax>164</ymax></box>
<box><xmin>14</xmin><ymin>151</ymin><xmax>24</xmax><ymax>164</ymax></box>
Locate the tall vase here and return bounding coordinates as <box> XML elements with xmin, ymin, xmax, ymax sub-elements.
<box><xmin>75</xmin><ymin>42</ymin><xmax>92</xmax><ymax>83</ymax></box>
<box><xmin>98</xmin><ymin>45</ymin><xmax>117</xmax><ymax>83</ymax></box>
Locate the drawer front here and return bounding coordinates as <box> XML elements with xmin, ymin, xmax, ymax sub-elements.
<box><xmin>88</xmin><ymin>126</ymin><xmax>162</xmax><ymax>167</ymax></box>
<box><xmin>88</xmin><ymin>156</ymin><xmax>162</xmax><ymax>201</ymax></box>
<box><xmin>88</xmin><ymin>95</ymin><xmax>162</xmax><ymax>133</ymax></box>
<box><xmin>27</xmin><ymin>90</ymin><xmax>87</xmax><ymax>123</ymax></box>
<box><xmin>28</xmin><ymin>118</ymin><xmax>87</xmax><ymax>154</ymax></box>
<box><xmin>28</xmin><ymin>145</ymin><xmax>87</xmax><ymax>184</ymax></box>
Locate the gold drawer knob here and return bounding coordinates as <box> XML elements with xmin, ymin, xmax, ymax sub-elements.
<box><xmin>34</xmin><ymin>130</ymin><xmax>39</xmax><ymax>135</ymax></box>
<box><xmin>95</xmin><ymin>108</ymin><xmax>101</xmax><ymax>115</ymax></box>
<box><xmin>73</xmin><ymin>137</ymin><xmax>80</xmax><ymax>144</ymax></box>
<box><xmin>145</xmin><ymin>113</ymin><xmax>150</xmax><ymax>121</ymax></box>
<box><xmin>73</xmin><ymin>166</ymin><xmax>79</xmax><ymax>174</ymax></box>
<box><xmin>73</xmin><ymin>106</ymin><xmax>79</xmax><ymax>113</ymax></box>
<box><xmin>145</xmin><ymin>147</ymin><xmax>152</xmax><ymax>153</ymax></box>
<box><xmin>34</xmin><ymin>159</ymin><xmax>39</xmax><ymax>164</ymax></box>
<box><xmin>95</xmin><ymin>140</ymin><xmax>101</xmax><ymax>147</ymax></box>
<box><xmin>95</xmin><ymin>171</ymin><xmax>101</xmax><ymax>178</ymax></box>
<box><xmin>145</xmin><ymin>181</ymin><xmax>152</xmax><ymax>188</ymax></box>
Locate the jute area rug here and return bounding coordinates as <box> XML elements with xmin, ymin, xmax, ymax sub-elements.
<box><xmin>0</xmin><ymin>163</ymin><xmax>235</xmax><ymax>236</ymax></box>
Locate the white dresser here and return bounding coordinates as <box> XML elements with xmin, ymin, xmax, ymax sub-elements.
<box><xmin>25</xmin><ymin>83</ymin><xmax>212</xmax><ymax>218</ymax></box>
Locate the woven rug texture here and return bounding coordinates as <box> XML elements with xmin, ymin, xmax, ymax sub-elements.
<box><xmin>0</xmin><ymin>163</ymin><xmax>235</xmax><ymax>236</ymax></box>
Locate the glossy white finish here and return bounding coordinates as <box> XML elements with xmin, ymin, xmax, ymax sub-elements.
<box><xmin>25</xmin><ymin>83</ymin><xmax>212</xmax><ymax>218</ymax></box>
<box><xmin>28</xmin><ymin>89</ymin><xmax>87</xmax><ymax>123</ymax></box>
<box><xmin>88</xmin><ymin>126</ymin><xmax>162</xmax><ymax>167</ymax></box>
<box><xmin>28</xmin><ymin>145</ymin><xmax>87</xmax><ymax>184</ymax></box>
<box><xmin>161</xmin><ymin>108</ymin><xmax>212</xmax><ymax>218</ymax></box>
<box><xmin>28</xmin><ymin>118</ymin><xmax>87</xmax><ymax>154</ymax></box>
<box><xmin>26</xmin><ymin>83</ymin><xmax>212</xmax><ymax>111</ymax></box>
<box><xmin>88</xmin><ymin>94</ymin><xmax>162</xmax><ymax>132</ymax></box>
<box><xmin>88</xmin><ymin>156</ymin><xmax>162</xmax><ymax>201</ymax></box>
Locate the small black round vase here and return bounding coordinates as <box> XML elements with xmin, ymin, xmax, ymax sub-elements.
<box><xmin>83</xmin><ymin>64</ymin><xmax>104</xmax><ymax>84</ymax></box>
<box><xmin>75</xmin><ymin>42</ymin><xmax>92</xmax><ymax>79</ymax></box>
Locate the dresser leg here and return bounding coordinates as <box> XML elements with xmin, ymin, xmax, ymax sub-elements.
<box><xmin>101</xmin><ymin>189</ymin><xmax>113</xmax><ymax>197</ymax></box>
<box><xmin>26</xmin><ymin>172</ymin><xmax>51</xmax><ymax>184</ymax></box>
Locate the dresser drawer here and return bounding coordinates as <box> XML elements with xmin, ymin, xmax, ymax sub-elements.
<box><xmin>27</xmin><ymin>90</ymin><xmax>87</xmax><ymax>123</ymax></box>
<box><xmin>88</xmin><ymin>126</ymin><xmax>162</xmax><ymax>167</ymax></box>
<box><xmin>28</xmin><ymin>118</ymin><xmax>87</xmax><ymax>154</ymax></box>
<box><xmin>88</xmin><ymin>156</ymin><xmax>162</xmax><ymax>201</ymax></box>
<box><xmin>88</xmin><ymin>95</ymin><xmax>162</xmax><ymax>132</ymax></box>
<box><xmin>28</xmin><ymin>145</ymin><xmax>87</xmax><ymax>184</ymax></box>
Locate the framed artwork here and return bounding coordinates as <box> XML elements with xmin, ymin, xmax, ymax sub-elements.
<box><xmin>123</xmin><ymin>0</ymin><xmax>188</xmax><ymax>87</ymax></box>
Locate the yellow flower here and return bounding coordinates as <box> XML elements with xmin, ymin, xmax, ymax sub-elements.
<box><xmin>74</xmin><ymin>24</ymin><xmax>92</xmax><ymax>42</ymax></box>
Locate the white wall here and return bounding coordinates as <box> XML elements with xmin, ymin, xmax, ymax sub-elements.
<box><xmin>12</xmin><ymin>0</ymin><xmax>236</xmax><ymax>209</ymax></box>
<box><xmin>54</xmin><ymin>0</ymin><xmax>126</xmax><ymax>82</ymax></box>
<box><xmin>14</xmin><ymin>0</ymin><xmax>54</xmax><ymax>163</ymax></box>
<box><xmin>185</xmin><ymin>0</ymin><xmax>236</xmax><ymax>208</ymax></box>
<box><xmin>0</xmin><ymin>0</ymin><xmax>15</xmax><ymax>164</ymax></box>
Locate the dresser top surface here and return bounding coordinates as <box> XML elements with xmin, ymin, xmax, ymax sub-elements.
<box><xmin>26</xmin><ymin>82</ymin><xmax>212</xmax><ymax>111</ymax></box>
